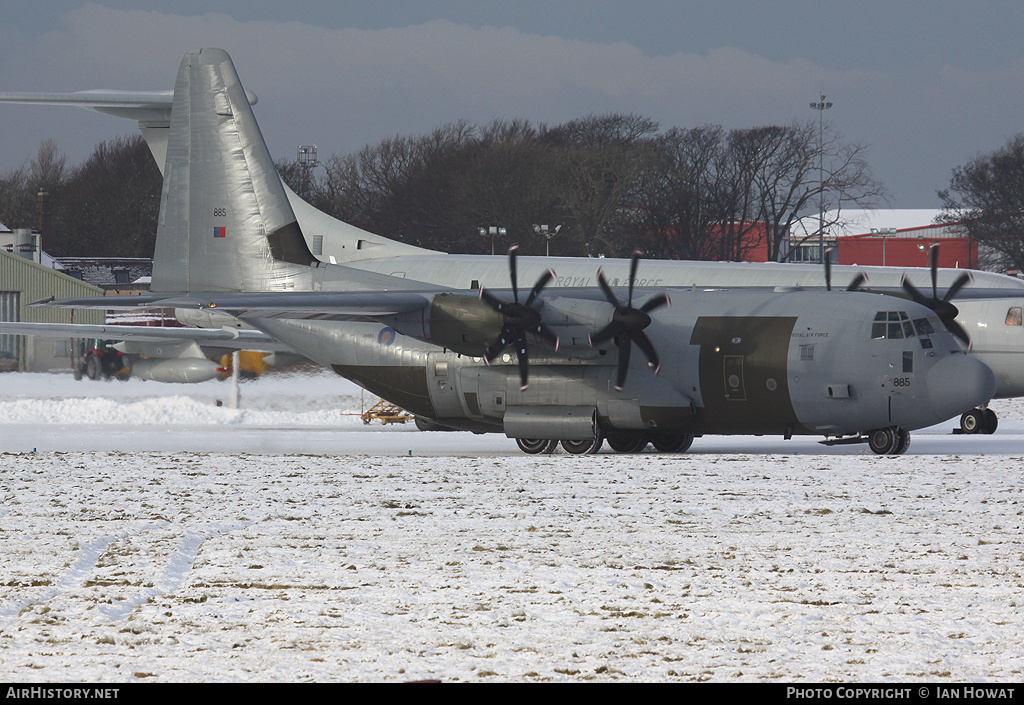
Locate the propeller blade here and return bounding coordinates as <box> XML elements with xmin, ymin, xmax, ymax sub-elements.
<box><xmin>516</xmin><ymin>334</ymin><xmax>530</xmax><ymax>390</ymax></box>
<box><xmin>929</xmin><ymin>245</ymin><xmax>939</xmax><ymax>300</ymax></box>
<box><xmin>944</xmin><ymin>272</ymin><xmax>972</xmax><ymax>302</ymax></box>
<box><xmin>589</xmin><ymin>321</ymin><xmax>625</xmax><ymax>347</ymax></box>
<box><xmin>507</xmin><ymin>245</ymin><xmax>520</xmax><ymax>303</ymax></box>
<box><xmin>535</xmin><ymin>324</ymin><xmax>559</xmax><ymax>350</ymax></box>
<box><xmin>596</xmin><ymin>269</ymin><xmax>619</xmax><ymax>308</ymax></box>
<box><xmin>484</xmin><ymin>328</ymin><xmax>514</xmax><ymax>362</ymax></box>
<box><xmin>824</xmin><ymin>251</ymin><xmax>832</xmax><ymax>292</ymax></box>
<box><xmin>479</xmin><ymin>288</ymin><xmax>504</xmax><ymax>311</ymax></box>
<box><xmin>627</xmin><ymin>251</ymin><xmax>640</xmax><ymax>306</ymax></box>
<box><xmin>847</xmin><ymin>272</ymin><xmax>867</xmax><ymax>292</ymax></box>
<box><xmin>632</xmin><ymin>330</ymin><xmax>661</xmax><ymax>374</ymax></box>
<box><xmin>901</xmin><ymin>276</ymin><xmax>926</xmax><ymax>306</ymax></box>
<box><xmin>614</xmin><ymin>338</ymin><xmax>632</xmax><ymax>391</ymax></box>
<box><xmin>946</xmin><ymin>318</ymin><xmax>971</xmax><ymax>347</ymax></box>
<box><xmin>640</xmin><ymin>293</ymin><xmax>670</xmax><ymax>314</ymax></box>
<box><xmin>524</xmin><ymin>269</ymin><xmax>554</xmax><ymax>307</ymax></box>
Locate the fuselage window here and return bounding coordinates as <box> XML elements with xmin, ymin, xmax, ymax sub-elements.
<box><xmin>1006</xmin><ymin>307</ymin><xmax>1022</xmax><ymax>326</ymax></box>
<box><xmin>903</xmin><ymin>351</ymin><xmax>914</xmax><ymax>373</ymax></box>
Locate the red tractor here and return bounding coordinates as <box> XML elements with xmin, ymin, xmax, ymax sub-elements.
<box><xmin>73</xmin><ymin>340</ymin><xmax>131</xmax><ymax>381</ymax></box>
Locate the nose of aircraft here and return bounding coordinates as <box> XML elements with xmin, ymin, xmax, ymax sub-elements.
<box><xmin>926</xmin><ymin>353</ymin><xmax>996</xmax><ymax>424</ymax></box>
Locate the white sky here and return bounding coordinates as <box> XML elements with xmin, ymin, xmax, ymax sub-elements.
<box><xmin>3</xmin><ymin>1</ymin><xmax>1024</xmax><ymax>207</ymax></box>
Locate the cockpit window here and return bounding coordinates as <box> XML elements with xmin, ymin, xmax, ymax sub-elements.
<box><xmin>872</xmin><ymin>311</ymin><xmax>916</xmax><ymax>340</ymax></box>
<box><xmin>914</xmin><ymin>318</ymin><xmax>935</xmax><ymax>335</ymax></box>
<box><xmin>1006</xmin><ymin>307</ymin><xmax>1022</xmax><ymax>326</ymax></box>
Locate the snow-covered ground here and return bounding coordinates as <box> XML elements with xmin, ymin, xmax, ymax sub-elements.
<box><xmin>0</xmin><ymin>370</ymin><xmax>1022</xmax><ymax>682</ymax></box>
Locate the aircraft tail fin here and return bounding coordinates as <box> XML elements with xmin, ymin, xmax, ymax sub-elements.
<box><xmin>151</xmin><ymin>48</ymin><xmax>316</xmax><ymax>293</ymax></box>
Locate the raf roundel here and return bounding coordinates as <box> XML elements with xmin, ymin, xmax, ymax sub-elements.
<box><xmin>377</xmin><ymin>327</ymin><xmax>397</xmax><ymax>346</ymax></box>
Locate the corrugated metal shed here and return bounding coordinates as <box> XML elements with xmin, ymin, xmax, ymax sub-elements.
<box><xmin>0</xmin><ymin>249</ymin><xmax>104</xmax><ymax>371</ymax></box>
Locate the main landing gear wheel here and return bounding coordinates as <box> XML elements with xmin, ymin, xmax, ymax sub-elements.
<box><xmin>650</xmin><ymin>432</ymin><xmax>694</xmax><ymax>454</ymax></box>
<box><xmin>560</xmin><ymin>436</ymin><xmax>604</xmax><ymax>454</ymax></box>
<box><xmin>516</xmin><ymin>438</ymin><xmax>558</xmax><ymax>454</ymax></box>
<box><xmin>868</xmin><ymin>427</ymin><xmax>909</xmax><ymax>455</ymax></box>
<box><xmin>606</xmin><ymin>433</ymin><xmax>648</xmax><ymax>453</ymax></box>
<box><xmin>960</xmin><ymin>408</ymin><xmax>998</xmax><ymax>435</ymax></box>
<box><xmin>893</xmin><ymin>427</ymin><xmax>911</xmax><ymax>455</ymax></box>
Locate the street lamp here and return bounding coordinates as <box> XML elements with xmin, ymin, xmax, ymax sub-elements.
<box><xmin>810</xmin><ymin>94</ymin><xmax>833</xmax><ymax>263</ymax></box>
<box><xmin>871</xmin><ymin>227</ymin><xmax>898</xmax><ymax>266</ymax></box>
<box><xmin>533</xmin><ymin>224</ymin><xmax>561</xmax><ymax>257</ymax></box>
<box><xmin>479</xmin><ymin>226</ymin><xmax>506</xmax><ymax>256</ymax></box>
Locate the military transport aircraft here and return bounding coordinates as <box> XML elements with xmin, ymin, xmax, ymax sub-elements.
<box><xmin>16</xmin><ymin>48</ymin><xmax>997</xmax><ymax>457</ymax></box>
<box><xmin>3</xmin><ymin>49</ymin><xmax>1023</xmax><ymax>438</ymax></box>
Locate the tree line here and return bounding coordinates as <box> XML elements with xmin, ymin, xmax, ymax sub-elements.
<box><xmin>0</xmin><ymin>113</ymin><xmax>889</xmax><ymax>261</ymax></box>
<box><xmin>0</xmin><ymin>135</ymin><xmax>162</xmax><ymax>257</ymax></box>
<box><xmin>277</xmin><ymin>114</ymin><xmax>885</xmax><ymax>260</ymax></box>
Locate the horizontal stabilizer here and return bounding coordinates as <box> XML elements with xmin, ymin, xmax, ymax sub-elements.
<box><xmin>0</xmin><ymin>89</ymin><xmax>255</xmax><ymax>125</ymax></box>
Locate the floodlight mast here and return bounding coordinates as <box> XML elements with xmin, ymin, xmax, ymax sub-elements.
<box><xmin>810</xmin><ymin>94</ymin><xmax>833</xmax><ymax>264</ymax></box>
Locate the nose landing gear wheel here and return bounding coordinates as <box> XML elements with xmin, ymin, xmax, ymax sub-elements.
<box><xmin>516</xmin><ymin>438</ymin><xmax>558</xmax><ymax>454</ymax></box>
<box><xmin>960</xmin><ymin>408</ymin><xmax>998</xmax><ymax>434</ymax></box>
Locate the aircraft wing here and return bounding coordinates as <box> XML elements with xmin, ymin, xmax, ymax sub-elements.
<box><xmin>0</xmin><ymin>321</ymin><xmax>294</xmax><ymax>352</ymax></box>
<box><xmin>31</xmin><ymin>290</ymin><xmax>435</xmax><ymax>321</ymax></box>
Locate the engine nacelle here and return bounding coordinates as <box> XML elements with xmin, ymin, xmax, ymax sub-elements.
<box><xmin>131</xmin><ymin>357</ymin><xmax>223</xmax><ymax>383</ymax></box>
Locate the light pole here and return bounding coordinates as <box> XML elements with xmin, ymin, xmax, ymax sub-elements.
<box><xmin>479</xmin><ymin>226</ymin><xmax>506</xmax><ymax>256</ymax></box>
<box><xmin>871</xmin><ymin>227</ymin><xmax>898</xmax><ymax>266</ymax></box>
<box><xmin>297</xmin><ymin>145</ymin><xmax>319</xmax><ymax>195</ymax></box>
<box><xmin>533</xmin><ymin>224</ymin><xmax>561</xmax><ymax>257</ymax></box>
<box><xmin>810</xmin><ymin>94</ymin><xmax>833</xmax><ymax>263</ymax></box>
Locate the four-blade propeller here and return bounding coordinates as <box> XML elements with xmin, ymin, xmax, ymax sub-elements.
<box><xmin>824</xmin><ymin>249</ymin><xmax>867</xmax><ymax>292</ymax></box>
<box><xmin>589</xmin><ymin>250</ymin><xmax>670</xmax><ymax>391</ymax></box>
<box><xmin>479</xmin><ymin>245</ymin><xmax>559</xmax><ymax>390</ymax></box>
<box><xmin>900</xmin><ymin>244</ymin><xmax>972</xmax><ymax>346</ymax></box>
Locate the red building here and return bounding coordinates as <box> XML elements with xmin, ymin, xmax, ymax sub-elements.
<box><xmin>774</xmin><ymin>209</ymin><xmax>978</xmax><ymax>268</ymax></box>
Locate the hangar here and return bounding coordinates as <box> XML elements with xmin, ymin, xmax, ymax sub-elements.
<box><xmin>0</xmin><ymin>246</ymin><xmax>103</xmax><ymax>372</ymax></box>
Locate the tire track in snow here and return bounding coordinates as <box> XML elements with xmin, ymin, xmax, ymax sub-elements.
<box><xmin>99</xmin><ymin>521</ymin><xmax>254</xmax><ymax>621</ymax></box>
<box><xmin>0</xmin><ymin>523</ymin><xmax>166</xmax><ymax>622</ymax></box>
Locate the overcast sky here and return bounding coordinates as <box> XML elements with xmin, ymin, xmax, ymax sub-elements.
<box><xmin>3</xmin><ymin>1</ymin><xmax>1024</xmax><ymax>207</ymax></box>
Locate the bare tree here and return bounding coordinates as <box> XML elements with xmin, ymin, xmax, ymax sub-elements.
<box><xmin>939</xmin><ymin>134</ymin><xmax>1024</xmax><ymax>272</ymax></box>
<box><xmin>543</xmin><ymin>114</ymin><xmax>659</xmax><ymax>256</ymax></box>
<box><xmin>49</xmin><ymin>134</ymin><xmax>162</xmax><ymax>256</ymax></box>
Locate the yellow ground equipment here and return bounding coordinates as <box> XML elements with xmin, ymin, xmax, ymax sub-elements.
<box><xmin>361</xmin><ymin>399</ymin><xmax>414</xmax><ymax>425</ymax></box>
<box><xmin>218</xmin><ymin>350</ymin><xmax>269</xmax><ymax>379</ymax></box>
